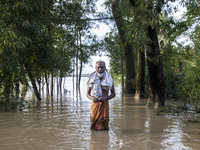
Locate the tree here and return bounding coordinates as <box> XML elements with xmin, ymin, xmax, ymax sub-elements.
<box><xmin>0</xmin><ymin>0</ymin><xmax>100</xmax><ymax>103</ymax></box>
<box><xmin>135</xmin><ymin>47</ymin><xmax>145</xmax><ymax>98</ymax></box>
<box><xmin>104</xmin><ymin>30</ymin><xmax>125</xmax><ymax>89</ymax></box>
<box><xmin>111</xmin><ymin>0</ymin><xmax>136</xmax><ymax>94</ymax></box>
<box><xmin>0</xmin><ymin>0</ymin><xmax>53</xmax><ymax>101</ymax></box>
<box><xmin>176</xmin><ymin>0</ymin><xmax>200</xmax><ymax>109</ymax></box>
<box><xmin>0</xmin><ymin>0</ymin><xmax>74</xmax><ymax>101</ymax></box>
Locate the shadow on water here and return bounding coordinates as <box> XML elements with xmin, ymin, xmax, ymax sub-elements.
<box><xmin>1</xmin><ymin>77</ymin><xmax>200</xmax><ymax>149</ymax></box>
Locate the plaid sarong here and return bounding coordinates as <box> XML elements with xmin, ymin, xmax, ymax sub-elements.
<box><xmin>90</xmin><ymin>100</ymin><xmax>109</xmax><ymax>130</ymax></box>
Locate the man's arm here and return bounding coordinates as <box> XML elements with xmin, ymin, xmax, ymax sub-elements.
<box><xmin>101</xmin><ymin>84</ymin><xmax>116</xmax><ymax>102</ymax></box>
<box><xmin>86</xmin><ymin>85</ymin><xmax>98</xmax><ymax>103</ymax></box>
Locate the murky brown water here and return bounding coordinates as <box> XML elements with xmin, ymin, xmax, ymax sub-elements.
<box><xmin>1</xmin><ymin>77</ymin><xmax>200</xmax><ymax>150</ymax></box>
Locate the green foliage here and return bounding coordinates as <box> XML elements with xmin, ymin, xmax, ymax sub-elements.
<box><xmin>156</xmin><ymin>11</ymin><xmax>189</xmax><ymax>100</ymax></box>
<box><xmin>0</xmin><ymin>0</ymin><xmax>99</xmax><ymax>102</ymax></box>
<box><xmin>0</xmin><ymin>0</ymin><xmax>57</xmax><ymax>99</ymax></box>
<box><xmin>104</xmin><ymin>30</ymin><xmax>124</xmax><ymax>76</ymax></box>
<box><xmin>175</xmin><ymin>1</ymin><xmax>200</xmax><ymax>109</ymax></box>
<box><xmin>188</xmin><ymin>115</ymin><xmax>200</xmax><ymax>123</ymax></box>
<box><xmin>180</xmin><ymin>0</ymin><xmax>199</xmax><ymax>25</ymax></box>
<box><xmin>175</xmin><ymin>25</ymin><xmax>200</xmax><ymax>110</ymax></box>
<box><xmin>165</xmin><ymin>71</ymin><xmax>183</xmax><ymax>99</ymax></box>
<box><xmin>0</xmin><ymin>96</ymin><xmax>29</xmax><ymax>111</ymax></box>
<box><xmin>178</xmin><ymin>63</ymin><xmax>200</xmax><ymax>110</ymax></box>
<box><xmin>106</xmin><ymin>0</ymin><xmax>200</xmax><ymax>106</ymax></box>
<box><xmin>156</xmin><ymin>104</ymin><xmax>181</xmax><ymax>115</ymax></box>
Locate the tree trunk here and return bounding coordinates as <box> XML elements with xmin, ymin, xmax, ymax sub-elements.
<box><xmin>76</xmin><ymin>55</ymin><xmax>78</xmax><ymax>92</ymax></box>
<box><xmin>50</xmin><ymin>72</ymin><xmax>53</xmax><ymax>99</ymax></box>
<box><xmin>41</xmin><ymin>77</ymin><xmax>44</xmax><ymax>94</ymax></box>
<box><xmin>146</xmin><ymin>26</ymin><xmax>165</xmax><ymax>107</ymax></box>
<box><xmin>15</xmin><ymin>82</ymin><xmax>20</xmax><ymax>98</ymax></box>
<box><xmin>72</xmin><ymin>60</ymin><xmax>75</xmax><ymax>92</ymax></box>
<box><xmin>120</xmin><ymin>51</ymin><xmax>124</xmax><ymax>90</ymax></box>
<box><xmin>78</xmin><ymin>60</ymin><xmax>83</xmax><ymax>87</ymax></box>
<box><xmin>128</xmin><ymin>0</ymin><xmax>165</xmax><ymax>107</ymax></box>
<box><xmin>76</xmin><ymin>27</ymin><xmax>79</xmax><ymax>89</ymax></box>
<box><xmin>57</xmin><ymin>76</ymin><xmax>59</xmax><ymax>97</ymax></box>
<box><xmin>45</xmin><ymin>73</ymin><xmax>49</xmax><ymax>98</ymax></box>
<box><xmin>27</xmin><ymin>71</ymin><xmax>41</xmax><ymax>101</ymax></box>
<box><xmin>135</xmin><ymin>49</ymin><xmax>145</xmax><ymax>98</ymax></box>
<box><xmin>78</xmin><ymin>30</ymin><xmax>82</xmax><ymax>87</ymax></box>
<box><xmin>59</xmin><ymin>77</ymin><xmax>62</xmax><ymax>94</ymax></box>
<box><xmin>112</xmin><ymin>0</ymin><xmax>135</xmax><ymax>94</ymax></box>
<box><xmin>37</xmin><ymin>77</ymin><xmax>41</xmax><ymax>96</ymax></box>
<box><xmin>21</xmin><ymin>84</ymin><xmax>27</xmax><ymax>98</ymax></box>
<box><xmin>4</xmin><ymin>77</ymin><xmax>11</xmax><ymax>103</ymax></box>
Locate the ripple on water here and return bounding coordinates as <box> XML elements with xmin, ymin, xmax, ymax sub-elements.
<box><xmin>1</xmin><ymin>78</ymin><xmax>200</xmax><ymax>149</ymax></box>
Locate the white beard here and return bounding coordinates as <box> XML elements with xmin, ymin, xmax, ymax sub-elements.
<box><xmin>97</xmin><ymin>72</ymin><xmax>105</xmax><ymax>78</ymax></box>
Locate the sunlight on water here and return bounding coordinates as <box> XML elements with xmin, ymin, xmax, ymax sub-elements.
<box><xmin>0</xmin><ymin>77</ymin><xmax>200</xmax><ymax>150</ymax></box>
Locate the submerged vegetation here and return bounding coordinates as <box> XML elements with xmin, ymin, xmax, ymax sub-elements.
<box><xmin>0</xmin><ymin>96</ymin><xmax>30</xmax><ymax>111</ymax></box>
<box><xmin>156</xmin><ymin>103</ymin><xmax>200</xmax><ymax>123</ymax></box>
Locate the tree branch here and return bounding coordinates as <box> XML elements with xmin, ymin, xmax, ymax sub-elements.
<box><xmin>129</xmin><ymin>0</ymin><xmax>135</xmax><ymax>7</ymax></box>
<box><xmin>27</xmin><ymin>17</ymin><xmax>114</xmax><ymax>22</ymax></box>
<box><xmin>155</xmin><ymin>0</ymin><xmax>165</xmax><ymax>14</ymax></box>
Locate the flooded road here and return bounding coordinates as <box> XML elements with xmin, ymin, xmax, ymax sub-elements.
<box><xmin>1</xmin><ymin>77</ymin><xmax>200</xmax><ymax>150</ymax></box>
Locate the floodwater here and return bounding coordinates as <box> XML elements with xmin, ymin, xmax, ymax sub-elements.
<box><xmin>1</xmin><ymin>77</ymin><xmax>200</xmax><ymax>150</ymax></box>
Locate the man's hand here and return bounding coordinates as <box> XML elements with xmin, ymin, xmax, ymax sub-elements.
<box><xmin>98</xmin><ymin>97</ymin><xmax>107</xmax><ymax>102</ymax></box>
<box><xmin>92</xmin><ymin>96</ymin><xmax>98</xmax><ymax>103</ymax></box>
<box><xmin>92</xmin><ymin>96</ymin><xmax>108</xmax><ymax>103</ymax></box>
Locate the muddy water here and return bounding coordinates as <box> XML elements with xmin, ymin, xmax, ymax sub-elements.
<box><xmin>1</xmin><ymin>77</ymin><xmax>200</xmax><ymax>150</ymax></box>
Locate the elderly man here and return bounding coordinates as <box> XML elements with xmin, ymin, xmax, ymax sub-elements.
<box><xmin>86</xmin><ymin>60</ymin><xmax>115</xmax><ymax>130</ymax></box>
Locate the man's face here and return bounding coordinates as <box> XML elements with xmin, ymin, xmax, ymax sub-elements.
<box><xmin>95</xmin><ymin>62</ymin><xmax>106</xmax><ymax>74</ymax></box>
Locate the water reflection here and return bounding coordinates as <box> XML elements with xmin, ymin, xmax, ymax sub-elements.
<box><xmin>161</xmin><ymin>119</ymin><xmax>190</xmax><ymax>150</ymax></box>
<box><xmin>89</xmin><ymin>131</ymin><xmax>109</xmax><ymax>150</ymax></box>
<box><xmin>1</xmin><ymin>77</ymin><xmax>200</xmax><ymax>149</ymax></box>
<box><xmin>143</xmin><ymin>108</ymin><xmax>150</xmax><ymax>148</ymax></box>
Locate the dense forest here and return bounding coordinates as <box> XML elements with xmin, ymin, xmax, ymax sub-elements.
<box><xmin>0</xmin><ymin>0</ymin><xmax>199</xmax><ymax>110</ymax></box>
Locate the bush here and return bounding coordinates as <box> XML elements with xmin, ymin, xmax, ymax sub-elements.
<box><xmin>178</xmin><ymin>65</ymin><xmax>200</xmax><ymax>111</ymax></box>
